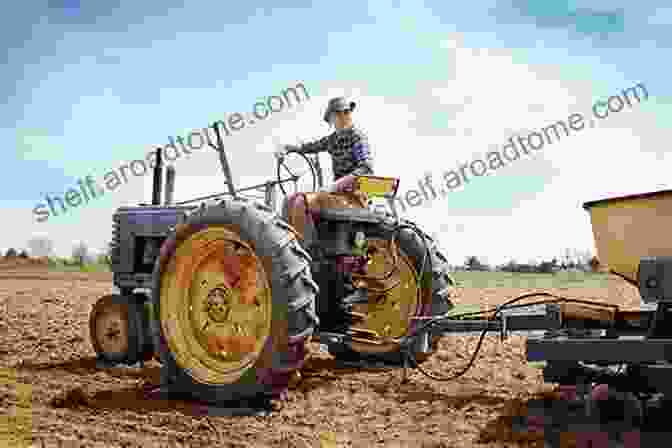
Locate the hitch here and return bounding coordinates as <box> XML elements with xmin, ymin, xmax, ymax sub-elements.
<box><xmin>408</xmin><ymin>304</ymin><xmax>562</xmax><ymax>340</ymax></box>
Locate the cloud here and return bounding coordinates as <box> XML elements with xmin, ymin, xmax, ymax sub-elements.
<box><xmin>365</xmin><ymin>37</ymin><xmax>669</xmax><ymax>265</ymax></box>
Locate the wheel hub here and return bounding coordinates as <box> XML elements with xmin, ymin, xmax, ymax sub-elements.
<box><xmin>96</xmin><ymin>308</ymin><xmax>128</xmax><ymax>354</ymax></box>
<box><xmin>204</xmin><ymin>286</ymin><xmax>233</xmax><ymax>323</ymax></box>
<box><xmin>196</xmin><ymin>279</ymin><xmax>262</xmax><ymax>361</ymax></box>
<box><xmin>346</xmin><ymin>239</ymin><xmax>421</xmax><ymax>353</ymax></box>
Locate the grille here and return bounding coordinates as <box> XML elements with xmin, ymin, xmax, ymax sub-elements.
<box><xmin>110</xmin><ymin>214</ymin><xmax>121</xmax><ymax>265</ymax></box>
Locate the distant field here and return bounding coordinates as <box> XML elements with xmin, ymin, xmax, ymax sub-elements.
<box><xmin>42</xmin><ymin>264</ymin><xmax>611</xmax><ymax>287</ymax></box>
<box><xmin>45</xmin><ymin>262</ymin><xmax>111</xmax><ymax>273</ymax></box>
<box><xmin>449</xmin><ymin>270</ymin><xmax>612</xmax><ymax>290</ymax></box>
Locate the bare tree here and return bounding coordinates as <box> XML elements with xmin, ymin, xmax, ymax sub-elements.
<box><xmin>96</xmin><ymin>244</ymin><xmax>112</xmax><ymax>268</ymax></box>
<box><xmin>27</xmin><ymin>236</ymin><xmax>54</xmax><ymax>258</ymax></box>
<box><xmin>561</xmin><ymin>248</ymin><xmax>575</xmax><ymax>268</ymax></box>
<box><xmin>465</xmin><ymin>255</ymin><xmax>488</xmax><ymax>271</ymax></box>
<box><xmin>72</xmin><ymin>241</ymin><xmax>89</xmax><ymax>266</ymax></box>
<box><xmin>575</xmin><ymin>249</ymin><xmax>593</xmax><ymax>271</ymax></box>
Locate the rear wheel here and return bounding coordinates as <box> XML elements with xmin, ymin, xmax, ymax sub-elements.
<box><xmin>151</xmin><ymin>200</ymin><xmax>319</xmax><ymax>403</ymax></box>
<box><xmin>329</xmin><ymin>219</ymin><xmax>455</xmax><ymax>364</ymax></box>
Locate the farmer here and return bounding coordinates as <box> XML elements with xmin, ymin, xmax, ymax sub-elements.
<box><xmin>277</xmin><ymin>97</ymin><xmax>374</xmax><ymax>244</ymax></box>
<box><xmin>275</xmin><ymin>97</ymin><xmax>374</xmax><ymax>192</ymax></box>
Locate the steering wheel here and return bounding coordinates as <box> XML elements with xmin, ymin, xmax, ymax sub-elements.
<box><xmin>276</xmin><ymin>150</ymin><xmax>318</xmax><ymax>196</ymax></box>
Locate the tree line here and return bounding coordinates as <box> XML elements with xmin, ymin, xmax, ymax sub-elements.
<box><xmin>6</xmin><ymin>236</ymin><xmax>600</xmax><ymax>274</ymax></box>
<box><xmin>460</xmin><ymin>251</ymin><xmax>601</xmax><ymax>273</ymax></box>
<box><xmin>2</xmin><ymin>237</ymin><xmax>111</xmax><ymax>267</ymax></box>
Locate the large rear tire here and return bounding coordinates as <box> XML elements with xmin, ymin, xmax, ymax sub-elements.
<box><xmin>329</xmin><ymin>219</ymin><xmax>455</xmax><ymax>364</ymax></box>
<box><xmin>150</xmin><ymin>200</ymin><xmax>319</xmax><ymax>403</ymax></box>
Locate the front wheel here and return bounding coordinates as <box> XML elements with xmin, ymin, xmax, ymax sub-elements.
<box><xmin>90</xmin><ymin>293</ymin><xmax>152</xmax><ymax>365</ymax></box>
<box><xmin>151</xmin><ymin>199</ymin><xmax>319</xmax><ymax>403</ymax></box>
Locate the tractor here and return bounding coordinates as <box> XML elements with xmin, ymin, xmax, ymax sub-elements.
<box><xmin>85</xmin><ymin>118</ymin><xmax>672</xmax><ymax>442</ymax></box>
<box><xmin>89</xmin><ymin>122</ymin><xmax>456</xmax><ymax>405</ymax></box>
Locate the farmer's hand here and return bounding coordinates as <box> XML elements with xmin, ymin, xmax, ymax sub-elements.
<box><xmin>274</xmin><ymin>145</ymin><xmax>289</xmax><ymax>160</ymax></box>
<box><xmin>321</xmin><ymin>175</ymin><xmax>356</xmax><ymax>193</ymax></box>
<box><xmin>274</xmin><ymin>144</ymin><xmax>299</xmax><ymax>160</ymax></box>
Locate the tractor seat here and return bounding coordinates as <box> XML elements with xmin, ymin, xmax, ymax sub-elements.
<box><xmin>318</xmin><ymin>207</ymin><xmax>381</xmax><ymax>224</ymax></box>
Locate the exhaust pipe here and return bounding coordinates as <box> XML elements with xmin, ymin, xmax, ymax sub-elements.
<box><xmin>164</xmin><ymin>165</ymin><xmax>176</xmax><ymax>205</ymax></box>
<box><xmin>151</xmin><ymin>148</ymin><xmax>163</xmax><ymax>206</ymax></box>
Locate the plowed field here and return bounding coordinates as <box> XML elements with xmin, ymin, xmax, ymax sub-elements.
<box><xmin>0</xmin><ymin>269</ymin><xmax>643</xmax><ymax>447</ymax></box>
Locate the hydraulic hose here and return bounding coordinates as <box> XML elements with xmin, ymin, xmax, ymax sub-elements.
<box><xmin>402</xmin><ymin>289</ymin><xmax>617</xmax><ymax>381</ymax></box>
<box><xmin>394</xmin><ymin>221</ymin><xmax>606</xmax><ymax>382</ymax></box>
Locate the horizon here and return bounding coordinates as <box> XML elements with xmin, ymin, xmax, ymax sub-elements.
<box><xmin>0</xmin><ymin>244</ymin><xmax>597</xmax><ymax>268</ymax></box>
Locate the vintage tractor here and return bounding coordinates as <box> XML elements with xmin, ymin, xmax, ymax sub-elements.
<box><xmin>89</xmin><ymin>122</ymin><xmax>456</xmax><ymax>404</ymax></box>
<box><xmin>87</xmin><ymin>118</ymin><xmax>672</xmax><ymax>442</ymax></box>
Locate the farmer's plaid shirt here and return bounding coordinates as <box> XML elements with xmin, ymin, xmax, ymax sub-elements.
<box><xmin>295</xmin><ymin>126</ymin><xmax>374</xmax><ymax>180</ymax></box>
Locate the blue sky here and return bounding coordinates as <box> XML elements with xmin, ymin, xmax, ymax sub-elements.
<box><xmin>3</xmin><ymin>0</ymin><xmax>671</xmax><ymax>264</ymax></box>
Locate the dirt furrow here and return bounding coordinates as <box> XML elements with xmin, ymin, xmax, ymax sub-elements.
<box><xmin>1</xmin><ymin>270</ymin><xmax>642</xmax><ymax>447</ymax></box>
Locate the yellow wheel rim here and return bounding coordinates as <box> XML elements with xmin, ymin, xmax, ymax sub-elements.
<box><xmin>159</xmin><ymin>226</ymin><xmax>272</xmax><ymax>385</ymax></box>
<box><xmin>349</xmin><ymin>239</ymin><xmax>421</xmax><ymax>353</ymax></box>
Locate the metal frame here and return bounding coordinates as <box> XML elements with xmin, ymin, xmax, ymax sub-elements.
<box><xmin>526</xmin><ymin>338</ymin><xmax>672</xmax><ymax>363</ymax></box>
